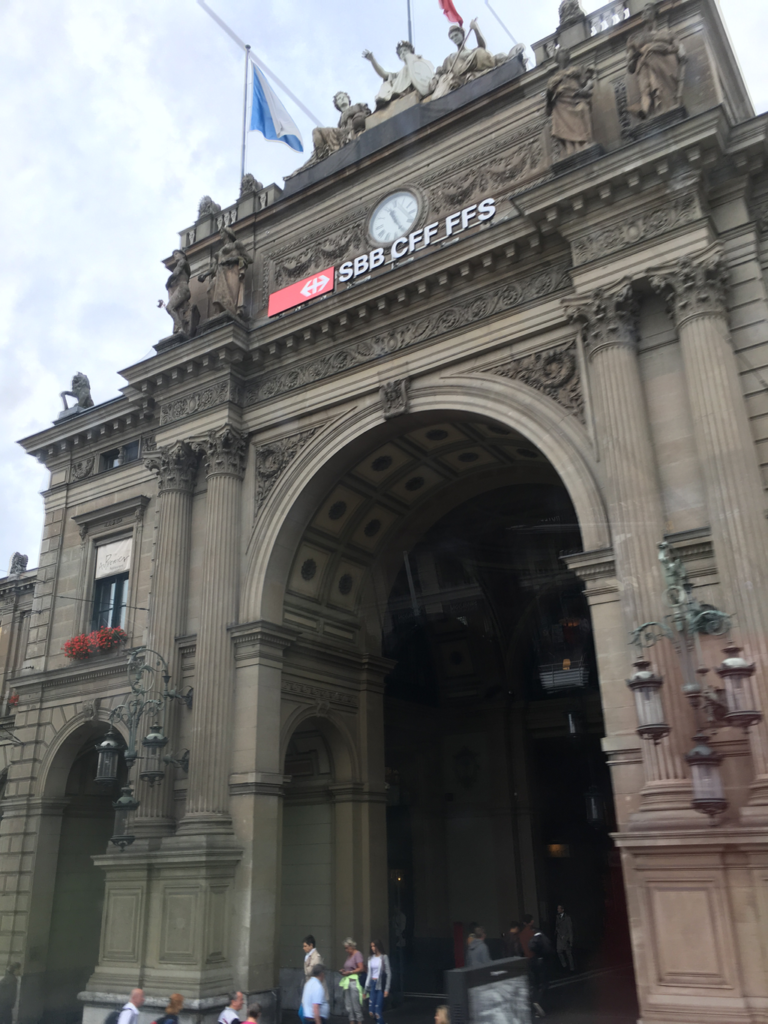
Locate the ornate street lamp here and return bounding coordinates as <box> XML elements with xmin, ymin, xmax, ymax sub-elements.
<box><xmin>94</xmin><ymin>647</ymin><xmax>193</xmax><ymax>849</ymax></box>
<box><xmin>628</xmin><ymin>541</ymin><xmax>762</xmax><ymax>822</ymax></box>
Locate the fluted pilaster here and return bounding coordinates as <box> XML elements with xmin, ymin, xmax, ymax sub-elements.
<box><xmin>178</xmin><ymin>425</ymin><xmax>247</xmax><ymax>834</ymax></box>
<box><xmin>570</xmin><ymin>280</ymin><xmax>688</xmax><ymax>792</ymax></box>
<box><xmin>652</xmin><ymin>247</ymin><xmax>768</xmax><ymax>810</ymax></box>
<box><xmin>133</xmin><ymin>442</ymin><xmax>198</xmax><ymax>836</ymax></box>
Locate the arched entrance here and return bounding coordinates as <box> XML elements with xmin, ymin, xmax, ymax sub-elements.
<box><xmin>253</xmin><ymin>403</ymin><xmax>635</xmax><ymax>1014</ymax></box>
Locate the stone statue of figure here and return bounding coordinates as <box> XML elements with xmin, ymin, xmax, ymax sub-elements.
<box><xmin>198</xmin><ymin>226</ymin><xmax>253</xmax><ymax>319</ymax></box>
<box><xmin>164</xmin><ymin>249</ymin><xmax>191</xmax><ymax>335</ymax></box>
<box><xmin>363</xmin><ymin>40</ymin><xmax>435</xmax><ymax>109</ymax></box>
<box><xmin>546</xmin><ymin>49</ymin><xmax>596</xmax><ymax>157</ymax></box>
<box><xmin>430</xmin><ymin>19</ymin><xmax>526</xmax><ymax>99</ymax></box>
<box><xmin>197</xmin><ymin>195</ymin><xmax>222</xmax><ymax>219</ymax></box>
<box><xmin>240</xmin><ymin>173</ymin><xmax>263</xmax><ymax>196</ymax></box>
<box><xmin>60</xmin><ymin>372</ymin><xmax>94</xmax><ymax>415</ymax></box>
<box><xmin>8</xmin><ymin>553</ymin><xmax>28</xmax><ymax>577</ymax></box>
<box><xmin>627</xmin><ymin>3</ymin><xmax>686</xmax><ymax>119</ymax></box>
<box><xmin>307</xmin><ymin>91</ymin><xmax>372</xmax><ymax>166</ymax></box>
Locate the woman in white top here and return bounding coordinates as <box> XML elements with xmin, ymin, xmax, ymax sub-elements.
<box><xmin>364</xmin><ymin>939</ymin><xmax>392</xmax><ymax>1024</ymax></box>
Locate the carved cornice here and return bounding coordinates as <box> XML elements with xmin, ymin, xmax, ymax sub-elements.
<box><xmin>485</xmin><ymin>341</ymin><xmax>584</xmax><ymax>423</ymax></box>
<box><xmin>190</xmin><ymin>425</ymin><xmax>247</xmax><ymax>480</ymax></box>
<box><xmin>566</xmin><ymin>278</ymin><xmax>638</xmax><ymax>359</ymax></box>
<box><xmin>252</xmin><ymin>428</ymin><xmax>319</xmax><ymax>517</ymax></box>
<box><xmin>144</xmin><ymin>440</ymin><xmax>198</xmax><ymax>494</ymax></box>
<box><xmin>649</xmin><ymin>245</ymin><xmax>729</xmax><ymax>330</ymax></box>
<box><xmin>72</xmin><ymin>494</ymin><xmax>151</xmax><ymax>539</ymax></box>
<box><xmin>159</xmin><ymin>379</ymin><xmax>242</xmax><ymax>426</ymax></box>
<box><xmin>247</xmin><ymin>262</ymin><xmax>572</xmax><ymax>406</ymax></box>
<box><xmin>571</xmin><ymin>192</ymin><xmax>699</xmax><ymax>267</ymax></box>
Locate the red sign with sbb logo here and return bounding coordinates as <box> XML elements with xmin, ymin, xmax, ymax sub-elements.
<box><xmin>268</xmin><ymin>266</ymin><xmax>335</xmax><ymax>317</ymax></box>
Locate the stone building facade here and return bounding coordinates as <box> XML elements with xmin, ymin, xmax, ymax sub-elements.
<box><xmin>2</xmin><ymin>0</ymin><xmax>768</xmax><ymax>1021</ymax></box>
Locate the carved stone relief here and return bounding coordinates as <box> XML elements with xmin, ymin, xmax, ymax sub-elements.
<box><xmin>486</xmin><ymin>342</ymin><xmax>585</xmax><ymax>423</ymax></box>
<box><xmin>267</xmin><ymin>218</ymin><xmax>367</xmax><ymax>304</ymax></box>
<box><xmin>572</xmin><ymin>192</ymin><xmax>699</xmax><ymax>266</ymax></box>
<box><xmin>281</xmin><ymin>679</ymin><xmax>358</xmax><ymax>708</ymax></box>
<box><xmin>71</xmin><ymin>457</ymin><xmax>95</xmax><ymax>481</ymax></box>
<box><xmin>159</xmin><ymin>381</ymin><xmax>242</xmax><ymax>426</ymax></box>
<box><xmin>246</xmin><ymin>262</ymin><xmax>572</xmax><ymax>406</ymax></box>
<box><xmin>253</xmin><ymin>429</ymin><xmax>319</xmax><ymax>516</ymax></box>
<box><xmin>191</xmin><ymin>425</ymin><xmax>248</xmax><ymax>480</ymax></box>
<box><xmin>381</xmin><ymin>379</ymin><xmax>410</xmax><ymax>419</ymax></box>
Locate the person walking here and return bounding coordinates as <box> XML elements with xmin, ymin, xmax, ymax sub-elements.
<box><xmin>528</xmin><ymin>923</ymin><xmax>553</xmax><ymax>1019</ymax></box>
<box><xmin>302</xmin><ymin>964</ymin><xmax>330</xmax><ymax>1024</ymax></box>
<box><xmin>465</xmin><ymin>925</ymin><xmax>491</xmax><ymax>967</ymax></box>
<box><xmin>364</xmin><ymin>939</ymin><xmax>392</xmax><ymax>1024</ymax></box>
<box><xmin>219</xmin><ymin>991</ymin><xmax>245</xmax><ymax>1024</ymax></box>
<box><xmin>519</xmin><ymin>915</ymin><xmax>535</xmax><ymax>958</ymax></box>
<box><xmin>156</xmin><ymin>994</ymin><xmax>184</xmax><ymax>1024</ymax></box>
<box><xmin>339</xmin><ymin>937</ymin><xmax>365</xmax><ymax>1024</ymax></box>
<box><xmin>0</xmin><ymin>964</ymin><xmax>20</xmax><ymax>1024</ymax></box>
<box><xmin>555</xmin><ymin>905</ymin><xmax>575</xmax><ymax>971</ymax></box>
<box><xmin>246</xmin><ymin>1005</ymin><xmax>261</xmax><ymax>1024</ymax></box>
<box><xmin>503</xmin><ymin>922</ymin><xmax>523</xmax><ymax>959</ymax></box>
<box><xmin>303</xmin><ymin>935</ymin><xmax>324</xmax><ymax>979</ymax></box>
<box><xmin>117</xmin><ymin>990</ymin><xmax>144</xmax><ymax>1024</ymax></box>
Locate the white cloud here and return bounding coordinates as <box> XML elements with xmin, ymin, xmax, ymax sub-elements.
<box><xmin>0</xmin><ymin>0</ymin><xmax>763</xmax><ymax>571</ymax></box>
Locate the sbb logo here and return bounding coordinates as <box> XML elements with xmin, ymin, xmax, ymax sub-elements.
<box><xmin>338</xmin><ymin>249</ymin><xmax>386</xmax><ymax>283</ymax></box>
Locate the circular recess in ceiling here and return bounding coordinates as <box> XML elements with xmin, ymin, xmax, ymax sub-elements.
<box><xmin>487</xmin><ymin>423</ymin><xmax>511</xmax><ymax>435</ymax></box>
<box><xmin>364</xmin><ymin>519</ymin><xmax>382</xmax><ymax>537</ymax></box>
<box><xmin>458</xmin><ymin>452</ymin><xmax>480</xmax><ymax>462</ymax></box>
<box><xmin>338</xmin><ymin>573</ymin><xmax>354</xmax><ymax>595</ymax></box>
<box><xmin>371</xmin><ymin>455</ymin><xmax>393</xmax><ymax>472</ymax></box>
<box><xmin>426</xmin><ymin>429</ymin><xmax>449</xmax><ymax>441</ymax></box>
<box><xmin>328</xmin><ymin>500</ymin><xmax>348</xmax><ymax>519</ymax></box>
<box><xmin>405</xmin><ymin>476</ymin><xmax>425</xmax><ymax>491</ymax></box>
<box><xmin>301</xmin><ymin>558</ymin><xmax>317</xmax><ymax>581</ymax></box>
<box><xmin>517</xmin><ymin>448</ymin><xmax>538</xmax><ymax>459</ymax></box>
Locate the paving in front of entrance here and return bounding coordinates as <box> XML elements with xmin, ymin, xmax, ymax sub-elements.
<box><xmin>283</xmin><ymin>964</ymin><xmax>639</xmax><ymax>1024</ymax></box>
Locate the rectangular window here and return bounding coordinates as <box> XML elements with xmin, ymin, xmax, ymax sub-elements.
<box><xmin>92</xmin><ymin>538</ymin><xmax>132</xmax><ymax>631</ymax></box>
<box><xmin>101</xmin><ymin>440</ymin><xmax>140</xmax><ymax>472</ymax></box>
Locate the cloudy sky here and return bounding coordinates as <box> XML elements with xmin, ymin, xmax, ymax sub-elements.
<box><xmin>0</xmin><ymin>0</ymin><xmax>765</xmax><ymax>572</ymax></box>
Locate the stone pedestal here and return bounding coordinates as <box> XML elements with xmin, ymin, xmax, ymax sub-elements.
<box><xmin>178</xmin><ymin>426</ymin><xmax>247</xmax><ymax>836</ymax></box>
<box><xmin>134</xmin><ymin>442</ymin><xmax>198</xmax><ymax>838</ymax></box>
<box><xmin>652</xmin><ymin>247</ymin><xmax>768</xmax><ymax>824</ymax></box>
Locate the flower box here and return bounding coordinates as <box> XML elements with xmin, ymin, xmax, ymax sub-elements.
<box><xmin>63</xmin><ymin>627</ymin><xmax>128</xmax><ymax>661</ymax></box>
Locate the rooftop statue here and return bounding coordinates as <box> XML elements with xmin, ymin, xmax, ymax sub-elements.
<box><xmin>198</xmin><ymin>226</ymin><xmax>252</xmax><ymax>320</ymax></box>
<box><xmin>240</xmin><ymin>173</ymin><xmax>263</xmax><ymax>196</ymax></box>
<box><xmin>8</xmin><ymin>553</ymin><xmax>28</xmax><ymax>578</ymax></box>
<box><xmin>164</xmin><ymin>249</ymin><xmax>192</xmax><ymax>336</ymax></box>
<box><xmin>429</xmin><ymin>19</ymin><xmax>526</xmax><ymax>99</ymax></box>
<box><xmin>546</xmin><ymin>49</ymin><xmax>596</xmax><ymax>157</ymax></box>
<box><xmin>627</xmin><ymin>2</ymin><xmax>686</xmax><ymax>119</ymax></box>
<box><xmin>58</xmin><ymin>372</ymin><xmax>94</xmax><ymax>419</ymax></box>
<box><xmin>363</xmin><ymin>41</ymin><xmax>435</xmax><ymax>109</ymax></box>
<box><xmin>301</xmin><ymin>92</ymin><xmax>372</xmax><ymax>170</ymax></box>
<box><xmin>197</xmin><ymin>195</ymin><xmax>222</xmax><ymax>218</ymax></box>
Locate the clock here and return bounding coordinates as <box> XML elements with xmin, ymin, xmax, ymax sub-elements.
<box><xmin>369</xmin><ymin>190</ymin><xmax>420</xmax><ymax>246</ymax></box>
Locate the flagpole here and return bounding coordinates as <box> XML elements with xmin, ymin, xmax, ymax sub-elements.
<box><xmin>241</xmin><ymin>44</ymin><xmax>251</xmax><ymax>182</ymax></box>
<box><xmin>407</xmin><ymin>0</ymin><xmax>413</xmax><ymax>46</ymax></box>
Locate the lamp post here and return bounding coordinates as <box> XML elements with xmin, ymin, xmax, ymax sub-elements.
<box><xmin>628</xmin><ymin>541</ymin><xmax>762</xmax><ymax>822</ymax></box>
<box><xmin>95</xmin><ymin>647</ymin><xmax>192</xmax><ymax>849</ymax></box>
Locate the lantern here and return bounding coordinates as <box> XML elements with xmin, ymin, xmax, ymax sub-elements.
<box><xmin>95</xmin><ymin>731</ymin><xmax>120</xmax><ymax>784</ymax></box>
<box><xmin>716</xmin><ymin>644</ymin><xmax>761</xmax><ymax>731</ymax></box>
<box><xmin>584</xmin><ymin>784</ymin><xmax>605</xmax><ymax>828</ymax></box>
<box><xmin>685</xmin><ymin>732</ymin><xmax>727</xmax><ymax>819</ymax></box>
<box><xmin>111</xmin><ymin>785</ymin><xmax>139</xmax><ymax>849</ymax></box>
<box><xmin>626</xmin><ymin>659</ymin><xmax>669</xmax><ymax>742</ymax></box>
<box><xmin>139</xmin><ymin>725</ymin><xmax>168</xmax><ymax>786</ymax></box>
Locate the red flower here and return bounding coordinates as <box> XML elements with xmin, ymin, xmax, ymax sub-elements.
<box><xmin>63</xmin><ymin>627</ymin><xmax>128</xmax><ymax>661</ymax></box>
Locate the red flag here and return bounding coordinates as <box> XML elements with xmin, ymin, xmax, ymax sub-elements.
<box><xmin>439</xmin><ymin>0</ymin><xmax>463</xmax><ymax>26</ymax></box>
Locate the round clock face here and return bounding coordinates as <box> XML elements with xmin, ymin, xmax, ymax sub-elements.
<box><xmin>369</xmin><ymin>191</ymin><xmax>420</xmax><ymax>245</ymax></box>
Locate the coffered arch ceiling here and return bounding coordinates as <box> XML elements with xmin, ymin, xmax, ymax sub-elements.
<box><xmin>282</xmin><ymin>416</ymin><xmax>578</xmax><ymax>646</ymax></box>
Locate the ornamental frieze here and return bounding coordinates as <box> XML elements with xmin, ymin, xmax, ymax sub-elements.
<box><xmin>245</xmin><ymin>262</ymin><xmax>572</xmax><ymax>406</ymax></box>
<box><xmin>159</xmin><ymin>380</ymin><xmax>242</xmax><ymax>425</ymax></box>
<box><xmin>281</xmin><ymin>679</ymin><xmax>358</xmax><ymax>708</ymax></box>
<box><xmin>253</xmin><ymin>428</ymin><xmax>319</xmax><ymax>516</ymax></box>
<box><xmin>572</xmin><ymin>192</ymin><xmax>699</xmax><ymax>267</ymax></box>
<box><xmin>486</xmin><ymin>341</ymin><xmax>585</xmax><ymax>423</ymax></box>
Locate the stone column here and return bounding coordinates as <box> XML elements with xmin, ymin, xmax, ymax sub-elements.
<box><xmin>134</xmin><ymin>441</ymin><xmax>198</xmax><ymax>837</ymax></box>
<box><xmin>570</xmin><ymin>281</ymin><xmax>697</xmax><ymax>824</ymax></box>
<box><xmin>651</xmin><ymin>247</ymin><xmax>768</xmax><ymax>822</ymax></box>
<box><xmin>178</xmin><ymin>425</ymin><xmax>247</xmax><ymax>835</ymax></box>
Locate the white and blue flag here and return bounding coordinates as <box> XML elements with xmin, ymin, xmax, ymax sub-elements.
<box><xmin>250</xmin><ymin>63</ymin><xmax>303</xmax><ymax>152</ymax></box>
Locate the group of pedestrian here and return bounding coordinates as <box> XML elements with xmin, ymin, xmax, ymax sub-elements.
<box><xmin>111</xmin><ymin>988</ymin><xmax>260</xmax><ymax>1024</ymax></box>
<box><xmin>300</xmin><ymin>934</ymin><xmax>392</xmax><ymax>1024</ymax></box>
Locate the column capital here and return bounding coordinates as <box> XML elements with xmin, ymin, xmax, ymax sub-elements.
<box><xmin>649</xmin><ymin>245</ymin><xmax>729</xmax><ymax>329</ymax></box>
<box><xmin>144</xmin><ymin>440</ymin><xmax>198</xmax><ymax>493</ymax></box>
<box><xmin>191</xmin><ymin>424</ymin><xmax>248</xmax><ymax>480</ymax></box>
<box><xmin>566</xmin><ymin>278</ymin><xmax>639</xmax><ymax>359</ymax></box>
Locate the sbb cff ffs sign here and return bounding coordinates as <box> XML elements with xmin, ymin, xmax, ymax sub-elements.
<box><xmin>268</xmin><ymin>267</ymin><xmax>335</xmax><ymax>317</ymax></box>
